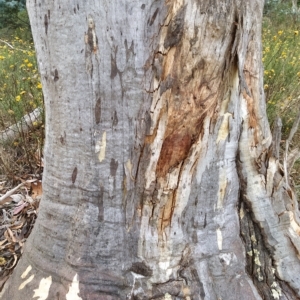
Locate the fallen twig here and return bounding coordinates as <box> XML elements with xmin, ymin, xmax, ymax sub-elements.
<box><xmin>0</xmin><ymin>39</ymin><xmax>26</xmax><ymax>52</ymax></box>
<box><xmin>0</xmin><ymin>107</ymin><xmax>43</xmax><ymax>143</ymax></box>
<box><xmin>0</xmin><ymin>182</ymin><xmax>25</xmax><ymax>205</ymax></box>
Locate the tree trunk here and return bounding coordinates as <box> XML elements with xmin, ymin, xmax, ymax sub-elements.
<box><xmin>292</xmin><ymin>0</ymin><xmax>298</xmax><ymax>14</ymax></box>
<box><xmin>2</xmin><ymin>0</ymin><xmax>300</xmax><ymax>299</ymax></box>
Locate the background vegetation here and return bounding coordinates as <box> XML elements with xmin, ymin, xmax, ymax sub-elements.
<box><xmin>0</xmin><ymin>1</ymin><xmax>299</xmax><ymax>192</ymax></box>
<box><xmin>263</xmin><ymin>1</ymin><xmax>300</xmax><ymax>195</ymax></box>
<box><xmin>0</xmin><ymin>4</ymin><xmax>43</xmax><ymax>180</ymax></box>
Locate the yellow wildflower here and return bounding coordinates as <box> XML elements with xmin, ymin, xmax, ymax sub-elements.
<box><xmin>27</xmin><ymin>63</ymin><xmax>33</xmax><ymax>68</ymax></box>
<box><xmin>294</xmin><ymin>31</ymin><xmax>299</xmax><ymax>35</ymax></box>
<box><xmin>37</xmin><ymin>82</ymin><xmax>42</xmax><ymax>89</ymax></box>
<box><xmin>278</xmin><ymin>30</ymin><xmax>283</xmax><ymax>35</ymax></box>
<box><xmin>20</xmin><ymin>91</ymin><xmax>26</xmax><ymax>95</ymax></box>
<box><xmin>15</xmin><ymin>95</ymin><xmax>21</xmax><ymax>101</ymax></box>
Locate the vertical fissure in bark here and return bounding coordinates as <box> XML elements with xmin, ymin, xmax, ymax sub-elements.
<box><xmin>239</xmin><ymin>199</ymin><xmax>281</xmax><ymax>300</ymax></box>
<box><xmin>239</xmin><ymin>195</ymin><xmax>300</xmax><ymax>300</ymax></box>
<box><xmin>235</xmin><ymin>5</ymin><xmax>300</xmax><ymax>294</ymax></box>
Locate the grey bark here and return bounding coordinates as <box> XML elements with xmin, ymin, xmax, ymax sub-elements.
<box><xmin>1</xmin><ymin>0</ymin><xmax>300</xmax><ymax>299</ymax></box>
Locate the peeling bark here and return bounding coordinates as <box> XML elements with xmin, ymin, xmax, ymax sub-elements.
<box><xmin>2</xmin><ymin>0</ymin><xmax>300</xmax><ymax>299</ymax></box>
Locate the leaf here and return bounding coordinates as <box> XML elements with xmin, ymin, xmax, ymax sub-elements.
<box><xmin>31</xmin><ymin>181</ymin><xmax>42</xmax><ymax>200</ymax></box>
<box><xmin>6</xmin><ymin>228</ymin><xmax>16</xmax><ymax>243</ymax></box>
<box><xmin>6</xmin><ymin>254</ymin><xmax>18</xmax><ymax>270</ymax></box>
<box><xmin>13</xmin><ymin>202</ymin><xmax>27</xmax><ymax>215</ymax></box>
<box><xmin>10</xmin><ymin>194</ymin><xmax>25</xmax><ymax>203</ymax></box>
<box><xmin>0</xmin><ymin>239</ymin><xmax>7</xmax><ymax>247</ymax></box>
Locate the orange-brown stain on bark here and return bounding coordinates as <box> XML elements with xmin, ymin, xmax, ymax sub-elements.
<box><xmin>156</xmin><ymin>133</ymin><xmax>192</xmax><ymax>177</ymax></box>
<box><xmin>144</xmin><ymin>1</ymin><xmax>237</xmax><ymax>233</ymax></box>
<box><xmin>243</xmin><ymin>90</ymin><xmax>259</xmax><ymax>144</ymax></box>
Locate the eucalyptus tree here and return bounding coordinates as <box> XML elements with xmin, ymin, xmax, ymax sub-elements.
<box><xmin>2</xmin><ymin>0</ymin><xmax>300</xmax><ymax>299</ymax></box>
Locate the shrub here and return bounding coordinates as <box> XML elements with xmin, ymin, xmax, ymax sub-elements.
<box><xmin>0</xmin><ymin>10</ymin><xmax>44</xmax><ymax>178</ymax></box>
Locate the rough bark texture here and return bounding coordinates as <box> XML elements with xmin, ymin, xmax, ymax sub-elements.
<box><xmin>1</xmin><ymin>0</ymin><xmax>300</xmax><ymax>299</ymax></box>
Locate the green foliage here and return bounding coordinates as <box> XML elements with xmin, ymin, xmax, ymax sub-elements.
<box><xmin>0</xmin><ymin>10</ymin><xmax>44</xmax><ymax>177</ymax></box>
<box><xmin>263</xmin><ymin>4</ymin><xmax>300</xmax><ymax>197</ymax></box>
<box><xmin>263</xmin><ymin>23</ymin><xmax>300</xmax><ymax>136</ymax></box>
<box><xmin>0</xmin><ymin>37</ymin><xmax>43</xmax><ymax>124</ymax></box>
<box><xmin>0</xmin><ymin>0</ymin><xmax>27</xmax><ymax>29</ymax></box>
<box><xmin>264</xmin><ymin>0</ymin><xmax>300</xmax><ymax>24</ymax></box>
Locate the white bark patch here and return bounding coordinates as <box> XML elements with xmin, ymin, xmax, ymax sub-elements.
<box><xmin>195</xmin><ymin>117</ymin><xmax>211</xmax><ymax>184</ymax></box>
<box><xmin>173</xmin><ymin>0</ymin><xmax>184</xmax><ymax>12</ymax></box>
<box><xmin>66</xmin><ymin>274</ymin><xmax>82</xmax><ymax>300</ymax></box>
<box><xmin>288</xmin><ymin>211</ymin><xmax>300</xmax><ymax>235</ymax></box>
<box><xmin>97</xmin><ymin>132</ymin><xmax>106</xmax><ymax>162</ymax></box>
<box><xmin>32</xmin><ymin>276</ymin><xmax>52</xmax><ymax>300</ymax></box>
<box><xmin>159</xmin><ymin>261</ymin><xmax>170</xmax><ymax>270</ymax></box>
<box><xmin>144</xmin><ymin>111</ymin><xmax>168</xmax><ymax>189</ymax></box>
<box><xmin>271</xmin><ymin>288</ymin><xmax>281</xmax><ymax>300</ymax></box>
<box><xmin>216</xmin><ymin>228</ymin><xmax>223</xmax><ymax>250</ymax></box>
<box><xmin>219</xmin><ymin>253</ymin><xmax>233</xmax><ymax>266</ymax></box>
<box><xmin>18</xmin><ymin>274</ymin><xmax>34</xmax><ymax>290</ymax></box>
<box><xmin>217</xmin><ymin>112</ymin><xmax>232</xmax><ymax>143</ymax></box>
<box><xmin>254</xmin><ymin>256</ymin><xmax>261</xmax><ymax>266</ymax></box>
<box><xmin>125</xmin><ymin>160</ymin><xmax>134</xmax><ymax>181</ymax></box>
<box><xmin>164</xmin><ymin>293</ymin><xmax>172</xmax><ymax>300</ymax></box>
<box><xmin>21</xmin><ymin>265</ymin><xmax>32</xmax><ymax>279</ymax></box>
<box><xmin>240</xmin><ymin>207</ymin><xmax>245</xmax><ymax>219</ymax></box>
<box><xmin>149</xmin><ymin>89</ymin><xmax>168</xmax><ymax>133</ymax></box>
